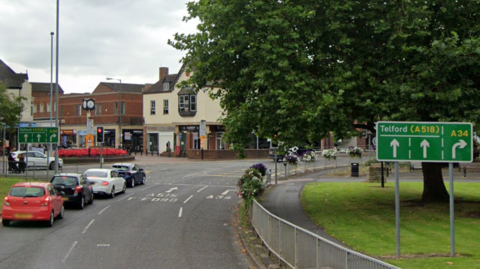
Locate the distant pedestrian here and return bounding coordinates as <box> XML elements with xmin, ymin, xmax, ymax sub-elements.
<box><xmin>8</xmin><ymin>153</ymin><xmax>17</xmax><ymax>173</ymax></box>
<box><xmin>18</xmin><ymin>153</ymin><xmax>26</xmax><ymax>173</ymax></box>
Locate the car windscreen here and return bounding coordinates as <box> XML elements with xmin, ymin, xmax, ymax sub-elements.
<box><xmin>10</xmin><ymin>187</ymin><xmax>45</xmax><ymax>197</ymax></box>
<box><xmin>84</xmin><ymin>171</ymin><xmax>108</xmax><ymax>178</ymax></box>
<box><xmin>112</xmin><ymin>165</ymin><xmax>129</xmax><ymax>171</ymax></box>
<box><xmin>51</xmin><ymin>176</ymin><xmax>78</xmax><ymax>186</ymax></box>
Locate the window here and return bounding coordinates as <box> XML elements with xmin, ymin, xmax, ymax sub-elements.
<box><xmin>115</xmin><ymin>102</ymin><xmax>125</xmax><ymax>115</ymax></box>
<box><xmin>31</xmin><ymin>101</ymin><xmax>34</xmax><ymax>116</ymax></box>
<box><xmin>47</xmin><ymin>103</ymin><xmax>51</xmax><ymax>112</ymax></box>
<box><xmin>179</xmin><ymin>94</ymin><xmax>197</xmax><ymax>113</ymax></box>
<box><xmin>163</xmin><ymin>100</ymin><xmax>169</xmax><ymax>114</ymax></box>
<box><xmin>39</xmin><ymin>103</ymin><xmax>44</xmax><ymax>113</ymax></box>
<box><xmin>95</xmin><ymin>103</ymin><xmax>102</xmax><ymax>116</ymax></box>
<box><xmin>54</xmin><ymin>102</ymin><xmax>56</xmax><ymax>112</ymax></box>
<box><xmin>33</xmin><ymin>104</ymin><xmax>37</xmax><ymax>113</ymax></box>
<box><xmin>190</xmin><ymin>95</ymin><xmax>197</xmax><ymax>112</ymax></box>
<box><xmin>163</xmin><ymin>82</ymin><xmax>169</xmax><ymax>91</ymax></box>
<box><xmin>75</xmin><ymin>104</ymin><xmax>82</xmax><ymax>116</ymax></box>
<box><xmin>179</xmin><ymin>95</ymin><xmax>190</xmax><ymax>112</ymax></box>
<box><xmin>150</xmin><ymin>100</ymin><xmax>156</xmax><ymax>115</ymax></box>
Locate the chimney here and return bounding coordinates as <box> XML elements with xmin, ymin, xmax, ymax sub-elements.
<box><xmin>159</xmin><ymin>67</ymin><xmax>169</xmax><ymax>81</ymax></box>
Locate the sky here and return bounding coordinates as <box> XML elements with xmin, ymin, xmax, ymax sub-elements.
<box><xmin>0</xmin><ymin>0</ymin><xmax>198</xmax><ymax>93</ymax></box>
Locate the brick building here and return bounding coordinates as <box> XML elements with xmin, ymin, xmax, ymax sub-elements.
<box><xmin>59</xmin><ymin>82</ymin><xmax>145</xmax><ymax>150</ymax></box>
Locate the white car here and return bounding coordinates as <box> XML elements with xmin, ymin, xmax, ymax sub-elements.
<box><xmin>83</xmin><ymin>169</ymin><xmax>126</xmax><ymax>198</ymax></box>
<box><xmin>11</xmin><ymin>151</ymin><xmax>63</xmax><ymax>170</ymax></box>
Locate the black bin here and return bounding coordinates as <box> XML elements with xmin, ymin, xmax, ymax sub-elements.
<box><xmin>351</xmin><ymin>163</ymin><xmax>359</xmax><ymax>177</ymax></box>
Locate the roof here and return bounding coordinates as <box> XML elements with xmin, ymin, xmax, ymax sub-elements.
<box><xmin>103</xmin><ymin>82</ymin><xmax>145</xmax><ymax>93</ymax></box>
<box><xmin>143</xmin><ymin>74</ymin><xmax>178</xmax><ymax>94</ymax></box>
<box><xmin>31</xmin><ymin>82</ymin><xmax>65</xmax><ymax>94</ymax></box>
<box><xmin>12</xmin><ymin>182</ymin><xmax>50</xmax><ymax>188</ymax></box>
<box><xmin>0</xmin><ymin>59</ymin><xmax>28</xmax><ymax>89</ymax></box>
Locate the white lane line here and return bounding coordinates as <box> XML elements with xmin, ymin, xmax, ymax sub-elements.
<box><xmin>183</xmin><ymin>195</ymin><xmax>193</xmax><ymax>204</ymax></box>
<box><xmin>178</xmin><ymin>207</ymin><xmax>183</xmax><ymax>218</ymax></box>
<box><xmin>197</xmin><ymin>186</ymin><xmax>208</xmax><ymax>192</ymax></box>
<box><xmin>82</xmin><ymin>219</ymin><xmax>95</xmax><ymax>234</ymax></box>
<box><xmin>98</xmin><ymin>206</ymin><xmax>110</xmax><ymax>215</ymax></box>
<box><xmin>62</xmin><ymin>241</ymin><xmax>77</xmax><ymax>263</ymax></box>
<box><xmin>97</xmin><ymin>244</ymin><xmax>110</xmax><ymax>247</ymax></box>
<box><xmin>117</xmin><ymin>193</ymin><xmax>134</xmax><ymax>201</ymax></box>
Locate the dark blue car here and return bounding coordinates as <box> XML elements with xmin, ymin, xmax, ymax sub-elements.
<box><xmin>111</xmin><ymin>163</ymin><xmax>146</xmax><ymax>188</ymax></box>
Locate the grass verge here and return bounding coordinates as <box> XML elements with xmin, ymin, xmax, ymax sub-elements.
<box><xmin>301</xmin><ymin>182</ymin><xmax>480</xmax><ymax>269</ymax></box>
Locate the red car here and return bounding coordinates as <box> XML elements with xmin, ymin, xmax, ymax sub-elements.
<box><xmin>2</xmin><ymin>182</ymin><xmax>65</xmax><ymax>227</ymax></box>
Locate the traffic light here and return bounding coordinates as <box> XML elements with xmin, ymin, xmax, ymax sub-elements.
<box><xmin>97</xmin><ymin>127</ymin><xmax>104</xmax><ymax>143</ymax></box>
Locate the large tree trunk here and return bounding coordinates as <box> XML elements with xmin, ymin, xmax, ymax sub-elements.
<box><xmin>421</xmin><ymin>162</ymin><xmax>449</xmax><ymax>203</ymax></box>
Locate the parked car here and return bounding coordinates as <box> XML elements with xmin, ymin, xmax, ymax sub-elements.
<box><xmin>10</xmin><ymin>151</ymin><xmax>63</xmax><ymax>170</ymax></box>
<box><xmin>268</xmin><ymin>147</ymin><xmax>310</xmax><ymax>162</ymax></box>
<box><xmin>1</xmin><ymin>182</ymin><xmax>64</xmax><ymax>227</ymax></box>
<box><xmin>111</xmin><ymin>163</ymin><xmax>146</xmax><ymax>188</ymax></box>
<box><xmin>50</xmin><ymin>173</ymin><xmax>94</xmax><ymax>209</ymax></box>
<box><xmin>83</xmin><ymin>169</ymin><xmax>126</xmax><ymax>198</ymax></box>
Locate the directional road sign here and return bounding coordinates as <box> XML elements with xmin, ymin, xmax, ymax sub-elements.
<box><xmin>18</xmin><ymin>127</ymin><xmax>59</xmax><ymax>144</ymax></box>
<box><xmin>376</xmin><ymin>121</ymin><xmax>473</xmax><ymax>163</ymax></box>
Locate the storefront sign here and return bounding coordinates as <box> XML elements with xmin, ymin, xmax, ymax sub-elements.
<box><xmin>61</xmin><ymin>130</ymin><xmax>75</xmax><ymax>135</ymax></box>
<box><xmin>180</xmin><ymin>125</ymin><xmax>199</xmax><ymax>132</ymax></box>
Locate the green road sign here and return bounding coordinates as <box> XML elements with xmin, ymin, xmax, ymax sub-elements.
<box><xmin>18</xmin><ymin>127</ymin><xmax>59</xmax><ymax>144</ymax></box>
<box><xmin>376</xmin><ymin>121</ymin><xmax>473</xmax><ymax>163</ymax></box>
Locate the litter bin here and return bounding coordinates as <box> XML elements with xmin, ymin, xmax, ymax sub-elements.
<box><xmin>351</xmin><ymin>163</ymin><xmax>359</xmax><ymax>177</ymax></box>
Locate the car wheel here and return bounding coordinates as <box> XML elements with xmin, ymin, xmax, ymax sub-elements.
<box><xmin>2</xmin><ymin>219</ymin><xmax>10</xmax><ymax>227</ymax></box>
<box><xmin>87</xmin><ymin>193</ymin><xmax>94</xmax><ymax>204</ymax></box>
<box><xmin>142</xmin><ymin>175</ymin><xmax>146</xmax><ymax>185</ymax></box>
<box><xmin>78</xmin><ymin>196</ymin><xmax>85</xmax><ymax>209</ymax></box>
<box><xmin>130</xmin><ymin>178</ymin><xmax>135</xmax><ymax>188</ymax></box>
<box><xmin>46</xmin><ymin>211</ymin><xmax>54</xmax><ymax>227</ymax></box>
<box><xmin>49</xmin><ymin>162</ymin><xmax>55</xmax><ymax>170</ymax></box>
<box><xmin>57</xmin><ymin>205</ymin><xmax>65</xmax><ymax>219</ymax></box>
<box><xmin>110</xmin><ymin>187</ymin><xmax>115</xmax><ymax>198</ymax></box>
<box><xmin>121</xmin><ymin>182</ymin><xmax>126</xmax><ymax>194</ymax></box>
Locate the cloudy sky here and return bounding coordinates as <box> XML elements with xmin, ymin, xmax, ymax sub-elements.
<box><xmin>0</xmin><ymin>0</ymin><xmax>198</xmax><ymax>93</ymax></box>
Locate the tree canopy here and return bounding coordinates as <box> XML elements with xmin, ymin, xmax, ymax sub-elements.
<box><xmin>0</xmin><ymin>81</ymin><xmax>25</xmax><ymax>130</ymax></box>
<box><xmin>170</xmin><ymin>0</ymin><xmax>480</xmax><ymax>148</ymax></box>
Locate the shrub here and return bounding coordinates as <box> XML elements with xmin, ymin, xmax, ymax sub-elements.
<box><xmin>237</xmin><ymin>168</ymin><xmax>265</xmax><ymax>208</ymax></box>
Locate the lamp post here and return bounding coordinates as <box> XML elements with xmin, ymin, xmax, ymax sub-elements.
<box><xmin>54</xmin><ymin>0</ymin><xmax>60</xmax><ymax>174</ymax></box>
<box><xmin>0</xmin><ymin>117</ymin><xmax>5</xmax><ymax>175</ymax></box>
<box><xmin>106</xmin><ymin>77</ymin><xmax>122</xmax><ymax>148</ymax></box>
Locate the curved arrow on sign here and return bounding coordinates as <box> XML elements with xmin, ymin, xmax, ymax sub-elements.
<box><xmin>452</xmin><ymin>139</ymin><xmax>467</xmax><ymax>159</ymax></box>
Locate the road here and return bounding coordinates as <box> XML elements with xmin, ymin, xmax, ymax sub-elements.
<box><xmin>0</xmin><ymin>158</ymin><xmax>266</xmax><ymax>269</ymax></box>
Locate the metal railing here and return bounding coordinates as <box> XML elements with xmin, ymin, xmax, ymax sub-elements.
<box><xmin>251</xmin><ymin>200</ymin><xmax>400</xmax><ymax>269</ymax></box>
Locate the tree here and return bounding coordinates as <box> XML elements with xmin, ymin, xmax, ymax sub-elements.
<box><xmin>0</xmin><ymin>81</ymin><xmax>25</xmax><ymax>134</ymax></box>
<box><xmin>169</xmin><ymin>0</ymin><xmax>480</xmax><ymax>202</ymax></box>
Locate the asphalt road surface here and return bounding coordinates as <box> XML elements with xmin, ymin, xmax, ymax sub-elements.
<box><xmin>0</xmin><ymin>158</ymin><xmax>273</xmax><ymax>269</ymax></box>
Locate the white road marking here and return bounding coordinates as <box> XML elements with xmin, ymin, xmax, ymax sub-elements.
<box><xmin>166</xmin><ymin>187</ymin><xmax>178</xmax><ymax>193</ymax></box>
<box><xmin>62</xmin><ymin>241</ymin><xmax>77</xmax><ymax>263</ymax></box>
<box><xmin>183</xmin><ymin>195</ymin><xmax>193</xmax><ymax>204</ymax></box>
<box><xmin>97</xmin><ymin>244</ymin><xmax>110</xmax><ymax>247</ymax></box>
<box><xmin>98</xmin><ymin>206</ymin><xmax>110</xmax><ymax>215</ymax></box>
<box><xmin>221</xmin><ymin>189</ymin><xmax>236</xmax><ymax>195</ymax></box>
<box><xmin>82</xmin><ymin>219</ymin><xmax>95</xmax><ymax>234</ymax></box>
<box><xmin>178</xmin><ymin>207</ymin><xmax>183</xmax><ymax>218</ymax></box>
<box><xmin>197</xmin><ymin>186</ymin><xmax>208</xmax><ymax>192</ymax></box>
<box><xmin>117</xmin><ymin>193</ymin><xmax>134</xmax><ymax>201</ymax></box>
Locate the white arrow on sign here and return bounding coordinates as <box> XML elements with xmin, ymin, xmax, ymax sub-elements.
<box><xmin>24</xmin><ymin>134</ymin><xmax>28</xmax><ymax>142</ymax></box>
<box><xmin>37</xmin><ymin>134</ymin><xmax>41</xmax><ymax>142</ymax></box>
<box><xmin>165</xmin><ymin>187</ymin><xmax>178</xmax><ymax>193</ymax></box>
<box><xmin>50</xmin><ymin>134</ymin><xmax>57</xmax><ymax>142</ymax></box>
<box><xmin>390</xmin><ymin>139</ymin><xmax>400</xmax><ymax>158</ymax></box>
<box><xmin>452</xmin><ymin>139</ymin><xmax>467</xmax><ymax>159</ymax></box>
<box><xmin>421</xmin><ymin>140</ymin><xmax>430</xmax><ymax>158</ymax></box>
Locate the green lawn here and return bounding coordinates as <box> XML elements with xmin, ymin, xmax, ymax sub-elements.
<box><xmin>301</xmin><ymin>182</ymin><xmax>480</xmax><ymax>269</ymax></box>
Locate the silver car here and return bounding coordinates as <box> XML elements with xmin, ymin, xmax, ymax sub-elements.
<box><xmin>11</xmin><ymin>151</ymin><xmax>63</xmax><ymax>170</ymax></box>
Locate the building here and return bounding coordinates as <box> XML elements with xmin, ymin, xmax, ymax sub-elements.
<box><xmin>31</xmin><ymin>82</ymin><xmax>64</xmax><ymax>127</ymax></box>
<box><xmin>143</xmin><ymin>66</ymin><xmax>226</xmax><ymax>155</ymax></box>
<box><xmin>59</xmin><ymin>82</ymin><xmax>145</xmax><ymax>149</ymax></box>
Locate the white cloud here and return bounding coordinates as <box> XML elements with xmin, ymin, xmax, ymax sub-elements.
<box><xmin>0</xmin><ymin>0</ymin><xmax>198</xmax><ymax>93</ymax></box>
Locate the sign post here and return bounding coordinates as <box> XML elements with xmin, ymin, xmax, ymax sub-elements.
<box><xmin>376</xmin><ymin>121</ymin><xmax>473</xmax><ymax>258</ymax></box>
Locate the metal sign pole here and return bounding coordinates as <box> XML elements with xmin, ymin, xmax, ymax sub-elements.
<box><xmin>274</xmin><ymin>149</ymin><xmax>277</xmax><ymax>184</ymax></box>
<box><xmin>395</xmin><ymin>162</ymin><xmax>400</xmax><ymax>258</ymax></box>
<box><xmin>449</xmin><ymin>162</ymin><xmax>455</xmax><ymax>257</ymax></box>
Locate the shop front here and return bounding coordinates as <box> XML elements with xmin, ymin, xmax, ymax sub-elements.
<box><xmin>146</xmin><ymin>126</ymin><xmax>175</xmax><ymax>154</ymax></box>
<box><xmin>104</xmin><ymin>129</ymin><xmax>116</xmax><ymax>148</ymax></box>
<box><xmin>61</xmin><ymin>129</ymin><xmax>77</xmax><ymax>147</ymax></box>
<box><xmin>122</xmin><ymin>129</ymin><xmax>143</xmax><ymax>152</ymax></box>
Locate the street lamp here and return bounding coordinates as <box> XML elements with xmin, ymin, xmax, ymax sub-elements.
<box><xmin>0</xmin><ymin>117</ymin><xmax>5</xmax><ymax>175</ymax></box>
<box><xmin>106</xmin><ymin>77</ymin><xmax>122</xmax><ymax>148</ymax></box>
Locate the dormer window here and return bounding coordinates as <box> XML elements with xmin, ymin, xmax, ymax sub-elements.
<box><xmin>163</xmin><ymin>82</ymin><xmax>169</xmax><ymax>91</ymax></box>
<box><xmin>177</xmin><ymin>87</ymin><xmax>197</xmax><ymax>117</ymax></box>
